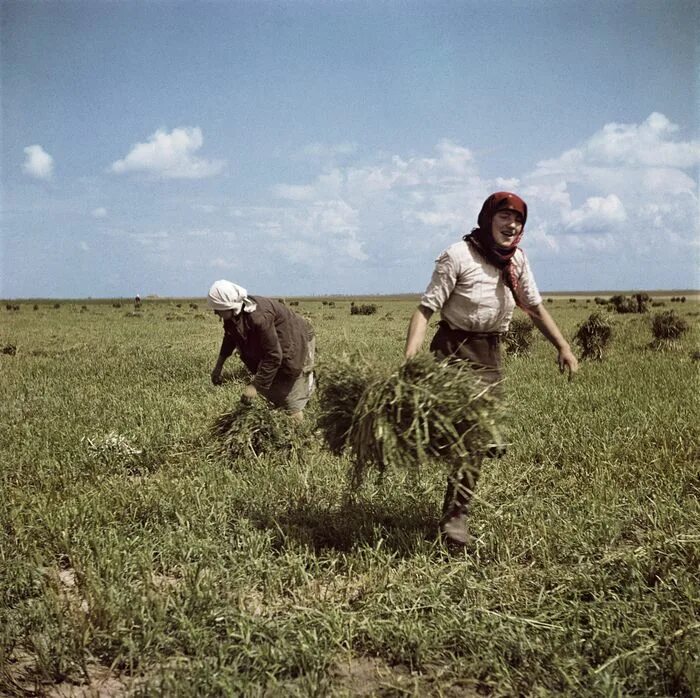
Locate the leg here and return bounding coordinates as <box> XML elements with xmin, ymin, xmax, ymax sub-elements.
<box><xmin>439</xmin><ymin>458</ymin><xmax>482</xmax><ymax>547</ymax></box>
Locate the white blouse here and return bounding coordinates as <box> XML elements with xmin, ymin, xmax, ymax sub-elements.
<box><xmin>420</xmin><ymin>240</ymin><xmax>542</xmax><ymax>333</ymax></box>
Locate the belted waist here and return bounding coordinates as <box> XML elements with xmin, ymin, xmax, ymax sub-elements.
<box><xmin>437</xmin><ymin>321</ymin><xmax>503</xmax><ymax>341</ymax></box>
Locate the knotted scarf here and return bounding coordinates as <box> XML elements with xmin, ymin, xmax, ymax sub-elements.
<box><xmin>207</xmin><ymin>280</ymin><xmax>257</xmax><ymax>315</ymax></box>
<box><xmin>463</xmin><ymin>192</ymin><xmax>530</xmax><ymax>312</ymax></box>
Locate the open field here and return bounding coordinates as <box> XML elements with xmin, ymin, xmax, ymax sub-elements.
<box><xmin>1</xmin><ymin>297</ymin><xmax>699</xmax><ymax>696</ymax></box>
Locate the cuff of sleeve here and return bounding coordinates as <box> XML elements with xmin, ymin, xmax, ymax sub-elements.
<box><xmin>419</xmin><ymin>299</ymin><xmax>439</xmax><ymax>312</ymax></box>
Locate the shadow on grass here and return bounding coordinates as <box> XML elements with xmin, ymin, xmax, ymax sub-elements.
<box><xmin>247</xmin><ymin>495</ymin><xmax>441</xmax><ymax>556</ymax></box>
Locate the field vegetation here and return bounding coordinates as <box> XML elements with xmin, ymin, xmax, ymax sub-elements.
<box><xmin>1</xmin><ymin>296</ymin><xmax>699</xmax><ymax>696</ymax></box>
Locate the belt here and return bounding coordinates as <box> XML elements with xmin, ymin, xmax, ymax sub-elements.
<box><xmin>438</xmin><ymin>321</ymin><xmax>503</xmax><ymax>340</ymax></box>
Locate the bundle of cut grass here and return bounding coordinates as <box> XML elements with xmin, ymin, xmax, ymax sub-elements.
<box><xmin>504</xmin><ymin>317</ymin><xmax>534</xmax><ymax>356</ymax></box>
<box><xmin>317</xmin><ymin>353</ymin><xmax>504</xmax><ymax>487</ymax></box>
<box><xmin>315</xmin><ymin>357</ymin><xmax>378</xmax><ymax>455</ymax></box>
<box><xmin>573</xmin><ymin>312</ymin><xmax>613</xmax><ymax>360</ymax></box>
<box><xmin>212</xmin><ymin>403</ymin><xmax>297</xmax><ymax>460</ymax></box>
<box><xmin>650</xmin><ymin>310</ymin><xmax>688</xmax><ymax>349</ymax></box>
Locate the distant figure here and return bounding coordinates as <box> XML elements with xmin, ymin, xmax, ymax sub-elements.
<box><xmin>207</xmin><ymin>280</ymin><xmax>316</xmax><ymax>421</ymax></box>
<box><xmin>134</xmin><ymin>294</ymin><xmax>141</xmax><ymax>309</ymax></box>
<box><xmin>404</xmin><ymin>191</ymin><xmax>578</xmax><ymax>547</ymax></box>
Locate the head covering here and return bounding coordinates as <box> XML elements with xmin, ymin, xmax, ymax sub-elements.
<box><xmin>207</xmin><ymin>280</ymin><xmax>257</xmax><ymax>315</ymax></box>
<box><xmin>463</xmin><ymin>192</ymin><xmax>531</xmax><ymax>311</ymax></box>
<box><xmin>476</xmin><ymin>191</ymin><xmax>527</xmax><ymax>234</ymax></box>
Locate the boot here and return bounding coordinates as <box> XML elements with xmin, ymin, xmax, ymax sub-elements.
<box><xmin>439</xmin><ymin>465</ymin><xmax>479</xmax><ymax>547</ymax></box>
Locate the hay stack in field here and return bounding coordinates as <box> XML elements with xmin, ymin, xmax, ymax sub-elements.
<box><xmin>504</xmin><ymin>317</ymin><xmax>534</xmax><ymax>356</ymax></box>
<box><xmin>317</xmin><ymin>353</ymin><xmax>504</xmax><ymax>487</ymax></box>
<box><xmin>213</xmin><ymin>403</ymin><xmax>297</xmax><ymax>460</ymax></box>
<box><xmin>650</xmin><ymin>310</ymin><xmax>688</xmax><ymax>349</ymax></box>
<box><xmin>573</xmin><ymin>312</ymin><xmax>613</xmax><ymax>360</ymax></box>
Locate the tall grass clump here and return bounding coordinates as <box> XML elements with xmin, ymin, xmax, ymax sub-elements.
<box><xmin>317</xmin><ymin>353</ymin><xmax>503</xmax><ymax>488</ymax></box>
<box><xmin>504</xmin><ymin>317</ymin><xmax>534</xmax><ymax>356</ymax></box>
<box><xmin>573</xmin><ymin>312</ymin><xmax>613</xmax><ymax>360</ymax></box>
<box><xmin>650</xmin><ymin>310</ymin><xmax>688</xmax><ymax>349</ymax></box>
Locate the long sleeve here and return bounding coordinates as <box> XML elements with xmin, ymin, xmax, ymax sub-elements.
<box><xmin>249</xmin><ymin>315</ymin><xmax>283</xmax><ymax>391</ymax></box>
<box><xmin>219</xmin><ymin>332</ymin><xmax>237</xmax><ymax>359</ymax></box>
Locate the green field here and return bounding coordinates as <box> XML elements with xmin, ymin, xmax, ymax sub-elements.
<box><xmin>1</xmin><ymin>297</ymin><xmax>699</xmax><ymax>696</ymax></box>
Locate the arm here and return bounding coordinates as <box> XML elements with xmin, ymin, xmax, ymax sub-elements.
<box><xmin>211</xmin><ymin>333</ymin><xmax>237</xmax><ymax>385</ymax></box>
<box><xmin>404</xmin><ymin>305</ymin><xmax>434</xmax><ymax>359</ymax></box>
<box><xmin>528</xmin><ymin>304</ymin><xmax>579</xmax><ymax>379</ymax></box>
<box><xmin>404</xmin><ymin>249</ymin><xmax>457</xmax><ymax>360</ymax></box>
<box><xmin>250</xmin><ymin>316</ymin><xmax>283</xmax><ymax>393</ymax></box>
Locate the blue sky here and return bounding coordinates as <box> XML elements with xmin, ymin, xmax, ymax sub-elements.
<box><xmin>2</xmin><ymin>0</ymin><xmax>698</xmax><ymax>299</ymax></box>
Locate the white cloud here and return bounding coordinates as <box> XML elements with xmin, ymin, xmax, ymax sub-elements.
<box><xmin>111</xmin><ymin>127</ymin><xmax>225</xmax><ymax>179</ymax></box>
<box><xmin>532</xmin><ymin>113</ymin><xmax>700</xmax><ymax>187</ymax></box>
<box><xmin>79</xmin><ymin>241</ymin><xmax>89</xmax><ymax>251</ymax></box>
<box><xmin>91</xmin><ymin>207</ymin><xmax>107</xmax><ymax>218</ymax></box>
<box><xmin>215</xmin><ymin>113</ymin><xmax>698</xmax><ymax>288</ymax></box>
<box><xmin>564</xmin><ymin>195</ymin><xmax>627</xmax><ymax>232</ymax></box>
<box><xmin>22</xmin><ymin>145</ymin><xmax>54</xmax><ymax>179</ymax></box>
<box><xmin>521</xmin><ymin>112</ymin><xmax>699</xmax><ymax>257</ymax></box>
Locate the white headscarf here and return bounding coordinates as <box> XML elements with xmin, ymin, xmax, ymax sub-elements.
<box><xmin>207</xmin><ymin>280</ymin><xmax>257</xmax><ymax>315</ymax></box>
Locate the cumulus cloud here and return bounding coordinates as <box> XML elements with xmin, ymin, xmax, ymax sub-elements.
<box><xmin>531</xmin><ymin>113</ymin><xmax>700</xmax><ymax>194</ymax></box>
<box><xmin>22</xmin><ymin>145</ymin><xmax>54</xmax><ymax>179</ymax></box>
<box><xmin>515</xmin><ymin>112</ymin><xmax>699</xmax><ymax>265</ymax></box>
<box><xmin>225</xmin><ymin>113</ymin><xmax>698</xmax><ymax>289</ymax></box>
<box><xmin>563</xmin><ymin>195</ymin><xmax>627</xmax><ymax>232</ymax></box>
<box><xmin>111</xmin><ymin>127</ymin><xmax>225</xmax><ymax>179</ymax></box>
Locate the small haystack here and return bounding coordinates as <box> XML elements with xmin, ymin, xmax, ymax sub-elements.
<box><xmin>650</xmin><ymin>310</ymin><xmax>688</xmax><ymax>349</ymax></box>
<box><xmin>212</xmin><ymin>403</ymin><xmax>297</xmax><ymax>460</ymax></box>
<box><xmin>504</xmin><ymin>317</ymin><xmax>534</xmax><ymax>356</ymax></box>
<box><xmin>573</xmin><ymin>312</ymin><xmax>613</xmax><ymax>360</ymax></box>
<box><xmin>317</xmin><ymin>353</ymin><xmax>504</xmax><ymax>488</ymax></box>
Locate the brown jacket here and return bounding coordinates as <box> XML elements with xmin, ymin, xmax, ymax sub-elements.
<box><xmin>219</xmin><ymin>297</ymin><xmax>314</xmax><ymax>391</ymax></box>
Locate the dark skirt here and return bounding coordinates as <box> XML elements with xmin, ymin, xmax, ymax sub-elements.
<box><xmin>429</xmin><ymin>321</ymin><xmax>503</xmax><ymax>386</ymax></box>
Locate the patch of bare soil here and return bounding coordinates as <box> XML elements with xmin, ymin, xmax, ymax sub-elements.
<box><xmin>331</xmin><ymin>655</ymin><xmax>483</xmax><ymax>697</ymax></box>
<box><xmin>331</xmin><ymin>656</ymin><xmax>412</xmax><ymax>696</ymax></box>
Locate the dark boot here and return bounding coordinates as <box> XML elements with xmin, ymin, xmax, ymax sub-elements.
<box><xmin>439</xmin><ymin>464</ymin><xmax>480</xmax><ymax>547</ymax></box>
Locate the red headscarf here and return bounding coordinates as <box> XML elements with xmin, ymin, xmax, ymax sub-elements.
<box><xmin>463</xmin><ymin>191</ymin><xmax>530</xmax><ymax>310</ymax></box>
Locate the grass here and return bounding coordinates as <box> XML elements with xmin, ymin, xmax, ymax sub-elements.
<box><xmin>1</xmin><ymin>297</ymin><xmax>699</xmax><ymax>696</ymax></box>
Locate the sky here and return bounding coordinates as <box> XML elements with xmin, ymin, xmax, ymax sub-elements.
<box><xmin>1</xmin><ymin>0</ymin><xmax>699</xmax><ymax>299</ymax></box>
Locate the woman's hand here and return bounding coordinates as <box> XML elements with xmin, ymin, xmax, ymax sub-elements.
<box><xmin>241</xmin><ymin>384</ymin><xmax>258</xmax><ymax>404</ymax></box>
<box><xmin>558</xmin><ymin>346</ymin><xmax>579</xmax><ymax>380</ymax></box>
<box><xmin>211</xmin><ymin>356</ymin><xmax>227</xmax><ymax>385</ymax></box>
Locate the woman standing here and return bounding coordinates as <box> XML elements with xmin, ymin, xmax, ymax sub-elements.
<box><xmin>404</xmin><ymin>192</ymin><xmax>578</xmax><ymax>547</ymax></box>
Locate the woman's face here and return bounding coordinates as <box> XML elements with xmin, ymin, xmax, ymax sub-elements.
<box><xmin>214</xmin><ymin>309</ymin><xmax>235</xmax><ymax>321</ymax></box>
<box><xmin>490</xmin><ymin>210</ymin><xmax>524</xmax><ymax>249</ymax></box>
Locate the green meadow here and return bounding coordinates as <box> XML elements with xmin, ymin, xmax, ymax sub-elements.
<box><xmin>1</xmin><ymin>296</ymin><xmax>699</xmax><ymax>696</ymax></box>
